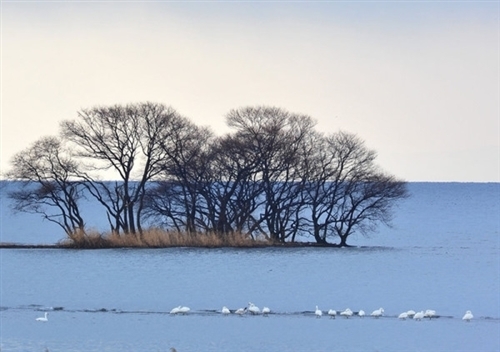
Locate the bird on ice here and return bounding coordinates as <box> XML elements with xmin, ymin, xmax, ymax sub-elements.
<box><xmin>262</xmin><ymin>307</ymin><xmax>271</xmax><ymax>316</ymax></box>
<box><xmin>340</xmin><ymin>308</ymin><xmax>353</xmax><ymax>318</ymax></box>
<box><xmin>398</xmin><ymin>312</ymin><xmax>409</xmax><ymax>320</ymax></box>
<box><xmin>248</xmin><ymin>302</ymin><xmax>260</xmax><ymax>315</ymax></box>
<box><xmin>424</xmin><ymin>309</ymin><xmax>436</xmax><ymax>319</ymax></box>
<box><xmin>170</xmin><ymin>306</ymin><xmax>181</xmax><ymax>314</ymax></box>
<box><xmin>35</xmin><ymin>312</ymin><xmax>48</xmax><ymax>322</ymax></box>
<box><xmin>179</xmin><ymin>306</ymin><xmax>190</xmax><ymax>314</ymax></box>
<box><xmin>315</xmin><ymin>306</ymin><xmax>322</xmax><ymax>318</ymax></box>
<box><xmin>170</xmin><ymin>306</ymin><xmax>189</xmax><ymax>314</ymax></box>
<box><xmin>327</xmin><ymin>309</ymin><xmax>337</xmax><ymax>319</ymax></box>
<box><xmin>370</xmin><ymin>308</ymin><xmax>384</xmax><ymax>318</ymax></box>
<box><xmin>235</xmin><ymin>307</ymin><xmax>247</xmax><ymax>315</ymax></box>
<box><xmin>358</xmin><ymin>310</ymin><xmax>366</xmax><ymax>317</ymax></box>
<box><xmin>413</xmin><ymin>311</ymin><xmax>425</xmax><ymax>321</ymax></box>
<box><xmin>221</xmin><ymin>306</ymin><xmax>230</xmax><ymax>315</ymax></box>
<box><xmin>462</xmin><ymin>310</ymin><xmax>473</xmax><ymax>322</ymax></box>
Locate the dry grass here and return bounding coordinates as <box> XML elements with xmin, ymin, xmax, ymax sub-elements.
<box><xmin>61</xmin><ymin>228</ymin><xmax>273</xmax><ymax>249</ymax></box>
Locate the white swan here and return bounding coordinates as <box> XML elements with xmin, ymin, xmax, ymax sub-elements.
<box><xmin>370</xmin><ymin>308</ymin><xmax>384</xmax><ymax>318</ymax></box>
<box><xmin>327</xmin><ymin>309</ymin><xmax>337</xmax><ymax>318</ymax></box>
<box><xmin>221</xmin><ymin>306</ymin><xmax>230</xmax><ymax>315</ymax></box>
<box><xmin>262</xmin><ymin>307</ymin><xmax>270</xmax><ymax>316</ymax></box>
<box><xmin>340</xmin><ymin>308</ymin><xmax>353</xmax><ymax>318</ymax></box>
<box><xmin>248</xmin><ymin>302</ymin><xmax>260</xmax><ymax>315</ymax></box>
<box><xmin>462</xmin><ymin>310</ymin><xmax>473</xmax><ymax>322</ymax></box>
<box><xmin>424</xmin><ymin>309</ymin><xmax>436</xmax><ymax>319</ymax></box>
<box><xmin>398</xmin><ymin>312</ymin><xmax>408</xmax><ymax>320</ymax></box>
<box><xmin>315</xmin><ymin>306</ymin><xmax>322</xmax><ymax>318</ymax></box>
<box><xmin>358</xmin><ymin>310</ymin><xmax>365</xmax><ymax>317</ymax></box>
<box><xmin>179</xmin><ymin>306</ymin><xmax>190</xmax><ymax>314</ymax></box>
<box><xmin>235</xmin><ymin>307</ymin><xmax>247</xmax><ymax>315</ymax></box>
<box><xmin>36</xmin><ymin>312</ymin><xmax>48</xmax><ymax>322</ymax></box>
<box><xmin>170</xmin><ymin>306</ymin><xmax>182</xmax><ymax>314</ymax></box>
<box><xmin>413</xmin><ymin>311</ymin><xmax>425</xmax><ymax>321</ymax></box>
<box><xmin>406</xmin><ymin>310</ymin><xmax>416</xmax><ymax>317</ymax></box>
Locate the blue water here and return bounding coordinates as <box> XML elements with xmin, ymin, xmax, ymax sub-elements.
<box><xmin>1</xmin><ymin>183</ymin><xmax>499</xmax><ymax>351</ymax></box>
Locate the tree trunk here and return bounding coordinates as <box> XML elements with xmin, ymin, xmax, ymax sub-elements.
<box><xmin>338</xmin><ymin>235</ymin><xmax>348</xmax><ymax>247</ymax></box>
<box><xmin>313</xmin><ymin>227</ymin><xmax>327</xmax><ymax>244</ymax></box>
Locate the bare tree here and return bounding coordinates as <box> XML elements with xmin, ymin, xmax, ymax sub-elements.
<box><xmin>60</xmin><ymin>102</ymin><xmax>183</xmax><ymax>235</ymax></box>
<box><xmin>304</xmin><ymin>131</ymin><xmax>409</xmax><ymax>246</ymax></box>
<box><xmin>6</xmin><ymin>102</ymin><xmax>408</xmax><ymax>247</ymax></box>
<box><xmin>144</xmin><ymin>121</ymin><xmax>214</xmax><ymax>233</ymax></box>
<box><xmin>225</xmin><ymin>106</ymin><xmax>317</xmax><ymax>242</ymax></box>
<box><xmin>199</xmin><ymin>134</ymin><xmax>264</xmax><ymax>236</ymax></box>
<box><xmin>6</xmin><ymin>137</ymin><xmax>85</xmax><ymax>237</ymax></box>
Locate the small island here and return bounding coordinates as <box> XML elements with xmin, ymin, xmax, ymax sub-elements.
<box><xmin>4</xmin><ymin>103</ymin><xmax>408</xmax><ymax>249</ymax></box>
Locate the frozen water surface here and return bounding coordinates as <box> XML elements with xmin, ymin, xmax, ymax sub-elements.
<box><xmin>1</xmin><ymin>183</ymin><xmax>499</xmax><ymax>351</ymax></box>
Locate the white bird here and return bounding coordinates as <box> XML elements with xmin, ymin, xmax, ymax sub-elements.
<box><xmin>235</xmin><ymin>307</ymin><xmax>247</xmax><ymax>315</ymax></box>
<box><xmin>248</xmin><ymin>302</ymin><xmax>260</xmax><ymax>315</ymax></box>
<box><xmin>179</xmin><ymin>306</ymin><xmax>190</xmax><ymax>314</ymax></box>
<box><xmin>35</xmin><ymin>312</ymin><xmax>48</xmax><ymax>322</ymax></box>
<box><xmin>315</xmin><ymin>306</ymin><xmax>322</xmax><ymax>318</ymax></box>
<box><xmin>170</xmin><ymin>306</ymin><xmax>182</xmax><ymax>314</ymax></box>
<box><xmin>340</xmin><ymin>308</ymin><xmax>353</xmax><ymax>318</ymax></box>
<box><xmin>462</xmin><ymin>310</ymin><xmax>473</xmax><ymax>322</ymax></box>
<box><xmin>358</xmin><ymin>310</ymin><xmax>365</xmax><ymax>317</ymax></box>
<box><xmin>424</xmin><ymin>309</ymin><xmax>436</xmax><ymax>319</ymax></box>
<box><xmin>221</xmin><ymin>306</ymin><xmax>230</xmax><ymax>315</ymax></box>
<box><xmin>262</xmin><ymin>307</ymin><xmax>270</xmax><ymax>316</ymax></box>
<box><xmin>413</xmin><ymin>311</ymin><xmax>425</xmax><ymax>321</ymax></box>
<box><xmin>327</xmin><ymin>309</ymin><xmax>337</xmax><ymax>319</ymax></box>
<box><xmin>370</xmin><ymin>308</ymin><xmax>384</xmax><ymax>318</ymax></box>
<box><xmin>398</xmin><ymin>312</ymin><xmax>409</xmax><ymax>320</ymax></box>
<box><xmin>406</xmin><ymin>310</ymin><xmax>416</xmax><ymax>317</ymax></box>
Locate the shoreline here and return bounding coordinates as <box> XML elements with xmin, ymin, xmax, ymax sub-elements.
<box><xmin>0</xmin><ymin>242</ymin><xmax>351</xmax><ymax>249</ymax></box>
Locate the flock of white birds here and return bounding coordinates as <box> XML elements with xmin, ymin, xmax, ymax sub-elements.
<box><xmin>165</xmin><ymin>303</ymin><xmax>475</xmax><ymax>322</ymax></box>
<box><xmin>35</xmin><ymin>304</ymin><xmax>475</xmax><ymax>322</ymax></box>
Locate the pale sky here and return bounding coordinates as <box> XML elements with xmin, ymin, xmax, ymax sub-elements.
<box><xmin>1</xmin><ymin>1</ymin><xmax>499</xmax><ymax>182</ymax></box>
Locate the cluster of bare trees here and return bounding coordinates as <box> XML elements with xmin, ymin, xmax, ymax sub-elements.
<box><xmin>7</xmin><ymin>102</ymin><xmax>408</xmax><ymax>246</ymax></box>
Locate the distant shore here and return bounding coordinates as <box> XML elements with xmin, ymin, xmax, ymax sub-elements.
<box><xmin>0</xmin><ymin>243</ymin><xmax>61</xmax><ymax>249</ymax></box>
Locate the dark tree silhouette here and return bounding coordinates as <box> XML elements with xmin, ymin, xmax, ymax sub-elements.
<box><xmin>303</xmin><ymin>131</ymin><xmax>408</xmax><ymax>246</ymax></box>
<box><xmin>144</xmin><ymin>121</ymin><xmax>214</xmax><ymax>233</ymax></box>
<box><xmin>60</xmin><ymin>102</ymin><xmax>184</xmax><ymax>235</ymax></box>
<box><xmin>6</xmin><ymin>102</ymin><xmax>409</xmax><ymax>247</ymax></box>
<box><xmin>200</xmin><ymin>133</ymin><xmax>264</xmax><ymax>236</ymax></box>
<box><xmin>6</xmin><ymin>137</ymin><xmax>86</xmax><ymax>237</ymax></box>
<box><xmin>225</xmin><ymin>106</ymin><xmax>317</xmax><ymax>242</ymax></box>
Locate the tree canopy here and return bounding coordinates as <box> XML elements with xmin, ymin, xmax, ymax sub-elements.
<box><xmin>7</xmin><ymin>102</ymin><xmax>408</xmax><ymax>247</ymax></box>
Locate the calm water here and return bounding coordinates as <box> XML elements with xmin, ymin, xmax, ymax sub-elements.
<box><xmin>1</xmin><ymin>183</ymin><xmax>499</xmax><ymax>351</ymax></box>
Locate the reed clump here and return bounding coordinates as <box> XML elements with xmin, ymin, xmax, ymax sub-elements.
<box><xmin>63</xmin><ymin>229</ymin><xmax>111</xmax><ymax>249</ymax></box>
<box><xmin>61</xmin><ymin>228</ymin><xmax>273</xmax><ymax>249</ymax></box>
